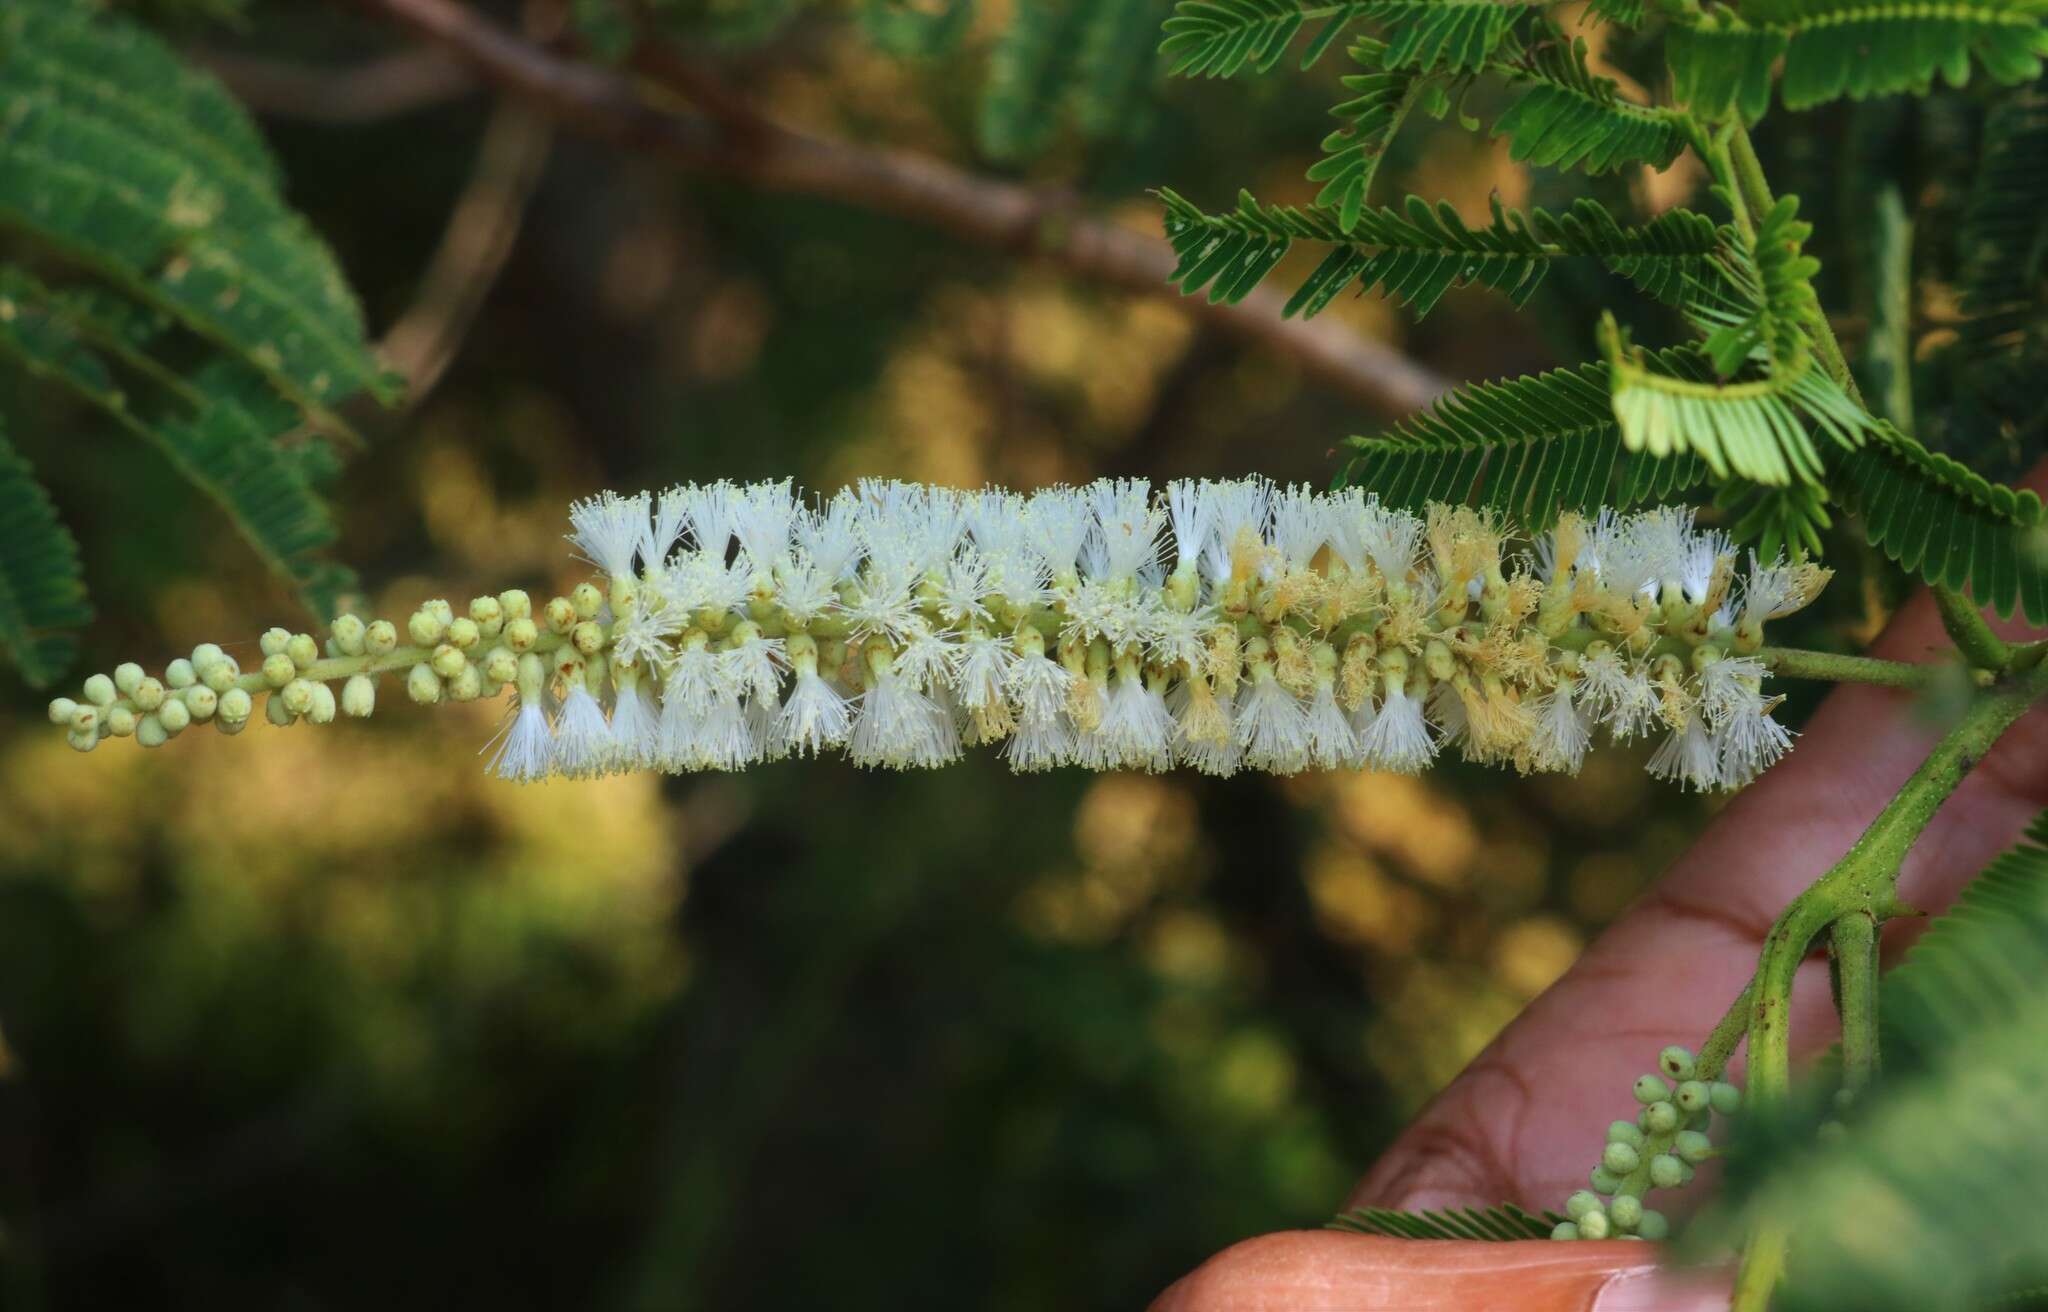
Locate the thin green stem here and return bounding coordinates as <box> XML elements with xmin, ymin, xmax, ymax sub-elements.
<box><xmin>1759</xmin><ymin>646</ymin><xmax>1943</xmax><ymax>689</ymax></box>
<box><xmin>1732</xmin><ymin>1225</ymin><xmax>1791</xmax><ymax>1312</ymax></box>
<box><xmin>1830</xmin><ymin>911</ymin><xmax>1880</xmax><ymax>1094</ymax></box>
<box><xmin>1931</xmin><ymin>586</ymin><xmax>2012</xmax><ymax>672</ymax></box>
<box><xmin>1695</xmin><ymin>977</ymin><xmax>1756</xmax><ymax>1083</ymax></box>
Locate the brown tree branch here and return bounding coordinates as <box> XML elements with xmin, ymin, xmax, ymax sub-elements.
<box><xmin>335</xmin><ymin>0</ymin><xmax>1449</xmax><ymax>418</ymax></box>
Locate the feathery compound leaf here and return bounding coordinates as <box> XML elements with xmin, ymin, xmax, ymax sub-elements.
<box><xmin>1336</xmin><ymin>352</ymin><xmax>1711</xmax><ymax>529</ymax></box>
<box><xmin>1309</xmin><ymin>41</ymin><xmax>1430</xmax><ymax>230</ymax></box>
<box><xmin>0</xmin><ymin>0</ymin><xmax>395</xmax><ymax>415</ymax></box>
<box><xmin>1357</xmin><ymin>0</ymin><xmax>1533</xmax><ymax>74</ymax></box>
<box><xmin>0</xmin><ymin>414</ymin><xmax>91</xmax><ymax>687</ymax></box>
<box><xmin>0</xmin><ymin>271</ymin><xmax>355</xmax><ymax>617</ymax></box>
<box><xmin>1330</xmin><ymin>1204</ymin><xmax>1563</xmax><ymax>1240</ymax></box>
<box><xmin>1493</xmin><ymin>35</ymin><xmax>1691</xmax><ymax>175</ymax></box>
<box><xmin>1585</xmin><ymin>0</ymin><xmax>1646</xmax><ymax>24</ymax></box>
<box><xmin>1160</xmin><ymin>0</ymin><xmax>1368</xmax><ymax>75</ymax></box>
<box><xmin>1158</xmin><ymin>187</ymin><xmax>1723</xmax><ymax>319</ymax></box>
<box><xmin>979</xmin><ymin>0</ymin><xmax>1164</xmax><ymax>159</ymax></box>
<box><xmin>1835</xmin><ymin>423</ymin><xmax>2048</xmax><ymax>623</ymax></box>
<box><xmin>1701</xmin><ymin>815</ymin><xmax>2048</xmax><ymax>1312</ymax></box>
<box><xmin>1666</xmin><ymin>21</ymin><xmax>1788</xmax><ymax>122</ymax></box>
<box><xmin>1955</xmin><ymin>85</ymin><xmax>2048</xmax><ymax>362</ymax></box>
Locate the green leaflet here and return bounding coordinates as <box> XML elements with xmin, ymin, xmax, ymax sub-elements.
<box><xmin>1310</xmin><ymin>41</ymin><xmax>1429</xmax><ymax>231</ymax></box>
<box><xmin>0</xmin><ymin>271</ymin><xmax>355</xmax><ymax>620</ymax></box>
<box><xmin>0</xmin><ymin>413</ymin><xmax>92</xmax><ymax>688</ymax></box>
<box><xmin>1329</xmin><ymin>1203</ymin><xmax>1563</xmax><ymax>1240</ymax></box>
<box><xmin>1160</xmin><ymin>0</ymin><xmax>1370</xmax><ymax>76</ymax></box>
<box><xmin>1157</xmin><ymin>187</ymin><xmax>1724</xmax><ymax>319</ymax></box>
<box><xmin>0</xmin><ymin>0</ymin><xmax>396</xmax><ymax>414</ymax></box>
<box><xmin>1492</xmin><ymin>36</ymin><xmax>1691</xmax><ymax>176</ymax></box>
<box><xmin>977</xmin><ymin>0</ymin><xmax>1161</xmax><ymax>160</ymax></box>
<box><xmin>1336</xmin><ymin>352</ymin><xmax>1711</xmax><ymax>530</ymax></box>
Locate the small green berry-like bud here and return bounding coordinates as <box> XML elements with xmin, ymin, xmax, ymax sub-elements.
<box><xmin>1645</xmin><ymin>1100</ymin><xmax>1680</xmax><ymax>1134</ymax></box>
<box><xmin>1608</xmin><ymin>1195</ymin><xmax>1642</xmax><ymax>1232</ymax></box>
<box><xmin>218</xmin><ymin>687</ymin><xmax>253</xmax><ymax>724</ymax></box>
<box><xmin>1633</xmin><ymin>1074</ymin><xmax>1671</xmax><ymax>1105</ymax></box>
<box><xmin>447</xmin><ymin>616</ymin><xmax>480</xmax><ymax>650</ymax></box>
<box><xmin>262</xmin><ymin>652</ymin><xmax>297</xmax><ymax>688</ymax></box>
<box><xmin>1709</xmin><ymin>1082</ymin><xmax>1742</xmax><ymax>1115</ymax></box>
<box><xmin>267</xmin><ymin>692</ymin><xmax>297</xmax><ymax>727</ymax></box>
<box><xmin>573</xmin><ymin>620</ymin><xmax>605</xmax><ymax>655</ymax></box>
<box><xmin>342</xmin><ymin>674</ymin><xmax>376</xmax><ymax>718</ymax></box>
<box><xmin>1550</xmin><ymin>1221</ymin><xmax>1580</xmax><ymax>1241</ymax></box>
<box><xmin>366</xmin><ymin>619</ymin><xmax>398</xmax><ymax>656</ymax></box>
<box><xmin>71</xmin><ymin>706</ymin><xmax>98</xmax><ymax>735</ymax></box>
<box><xmin>1674</xmin><ymin>1130</ymin><xmax>1712</xmax><ymax>1164</ymax></box>
<box><xmin>47</xmin><ymin>696</ymin><xmax>78</xmax><ymax>725</ymax></box>
<box><xmin>470</xmin><ymin>595</ymin><xmax>504</xmax><ymax>630</ymax></box>
<box><xmin>448</xmin><ymin>663</ymin><xmax>482</xmax><ymax>702</ymax></box>
<box><xmin>215</xmin><ymin>712</ymin><xmax>247</xmax><ymax>736</ymax></box>
<box><xmin>499</xmin><ymin>588</ymin><xmax>532</xmax><ymax>620</ymax></box>
<box><xmin>132</xmin><ymin>677</ymin><xmax>165</xmax><ymax>712</ymax></box>
<box><xmin>157</xmin><ymin>697</ymin><xmax>191</xmax><ymax>734</ymax></box>
<box><xmin>83</xmin><ymin>673</ymin><xmax>116</xmax><ymax>707</ymax></box>
<box><xmin>308</xmin><ymin>682</ymin><xmax>338</xmax><ymax>724</ymax></box>
<box><xmin>281</xmin><ymin>679</ymin><xmax>316</xmax><ymax>716</ymax></box>
<box><xmin>184</xmin><ymin>685</ymin><xmax>217</xmax><ymax>720</ymax></box>
<box><xmin>114</xmin><ymin>662</ymin><xmax>145</xmax><ymax>695</ymax></box>
<box><xmin>544</xmin><ymin>595</ymin><xmax>577</xmax><ymax>634</ymax></box>
<box><xmin>425</xmin><ymin>597</ymin><xmax>453</xmax><ymax>625</ymax></box>
<box><xmin>430</xmin><ymin>643</ymin><xmax>468</xmax><ymax>679</ymax></box>
<box><xmin>191</xmin><ymin>641</ymin><xmax>225</xmax><ymax>669</ymax></box>
<box><xmin>408</xmin><ymin>608</ymin><xmax>446</xmax><ymax>646</ymax></box>
<box><xmin>260</xmin><ymin>627</ymin><xmax>292</xmax><ymax>657</ymax></box>
<box><xmin>286</xmin><ymin>632</ymin><xmax>319</xmax><ymax>670</ymax></box>
<box><xmin>332</xmin><ymin>613</ymin><xmax>367</xmax><ymax>656</ymax></box>
<box><xmin>407</xmin><ymin>663</ymin><xmax>442</xmax><ymax>705</ymax></box>
<box><xmin>1601</xmin><ymin>1142</ymin><xmax>1640</xmax><ymax>1175</ymax></box>
<box><xmin>202</xmin><ymin>656</ymin><xmax>241</xmax><ymax>693</ymax></box>
<box><xmin>482</xmin><ymin>646</ymin><xmax>518</xmax><ymax>686</ymax></box>
<box><xmin>1589</xmin><ymin>1166</ymin><xmax>1621</xmax><ymax>1194</ymax></box>
<box><xmin>571</xmin><ymin>581</ymin><xmax>603</xmax><ymax>619</ymax></box>
<box><xmin>105</xmin><ymin>706</ymin><xmax>136</xmax><ymax>737</ymax></box>
<box><xmin>165</xmin><ymin>658</ymin><xmax>196</xmax><ymax>689</ymax></box>
<box><xmin>1607</xmin><ymin>1120</ymin><xmax>1645</xmax><ymax>1148</ymax></box>
<box><xmin>1577</xmin><ymin>1210</ymin><xmax>1611</xmax><ymax>1240</ymax></box>
<box><xmin>136</xmin><ymin>713</ymin><xmax>168</xmax><ymax>748</ymax></box>
<box><xmin>504</xmin><ymin>617</ymin><xmax>539</xmax><ymax>652</ymax></box>
<box><xmin>1565</xmin><ymin>1191</ymin><xmax>1603</xmax><ymax>1221</ymax></box>
<box><xmin>1659</xmin><ymin>1046</ymin><xmax>1696</xmax><ymax>1082</ymax></box>
<box><xmin>67</xmin><ymin>727</ymin><xmax>98</xmax><ymax>753</ymax></box>
<box><xmin>1648</xmin><ymin>1153</ymin><xmax>1683</xmax><ymax>1189</ymax></box>
<box><xmin>1674</xmin><ymin>1080</ymin><xmax>1709</xmax><ymax>1113</ymax></box>
<box><xmin>1636</xmin><ymin>1209</ymin><xmax>1669</xmax><ymax>1241</ymax></box>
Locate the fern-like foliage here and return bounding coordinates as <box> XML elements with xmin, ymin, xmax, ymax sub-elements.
<box><xmin>1310</xmin><ymin>41</ymin><xmax>1432</xmax><ymax>230</ymax></box>
<box><xmin>1158</xmin><ymin>188</ymin><xmax>1724</xmax><ymax>319</ymax></box>
<box><xmin>1329</xmin><ymin>1203</ymin><xmax>1562</xmax><ymax>1240</ymax></box>
<box><xmin>0</xmin><ymin>414</ymin><xmax>92</xmax><ymax>688</ymax></box>
<box><xmin>1585</xmin><ymin>0</ymin><xmax>1646</xmax><ymax>25</ymax></box>
<box><xmin>979</xmin><ymin>0</ymin><xmax>1163</xmax><ymax>159</ymax></box>
<box><xmin>0</xmin><ymin>0</ymin><xmax>387</xmax><ymax>681</ymax></box>
<box><xmin>1493</xmin><ymin>33</ymin><xmax>1691</xmax><ymax>176</ymax></box>
<box><xmin>1701</xmin><ymin>813</ymin><xmax>2048</xmax><ymax>1311</ymax></box>
<box><xmin>1335</xmin><ymin>352</ymin><xmax>1710</xmax><ymax>529</ymax></box>
<box><xmin>1160</xmin><ymin>0</ymin><xmax>1369</xmax><ymax>76</ymax></box>
<box><xmin>1358</xmin><ymin>0</ymin><xmax>1531</xmax><ymax>74</ymax></box>
<box><xmin>1671</xmin><ymin>0</ymin><xmax>2048</xmax><ymax>119</ymax></box>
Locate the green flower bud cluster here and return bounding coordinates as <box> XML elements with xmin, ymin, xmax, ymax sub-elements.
<box><xmin>1549</xmin><ymin>1044</ymin><xmax>1740</xmax><ymax>1242</ymax></box>
<box><xmin>47</xmin><ymin>479</ymin><xmax>1828</xmax><ymax>784</ymax></box>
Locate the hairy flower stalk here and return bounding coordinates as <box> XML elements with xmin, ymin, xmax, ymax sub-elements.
<box><xmin>47</xmin><ymin>479</ymin><xmax>1829</xmax><ymax>784</ymax></box>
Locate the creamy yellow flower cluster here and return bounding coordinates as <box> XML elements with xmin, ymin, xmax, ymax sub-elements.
<box><xmin>48</xmin><ymin>478</ymin><xmax>1828</xmax><ymax>785</ymax></box>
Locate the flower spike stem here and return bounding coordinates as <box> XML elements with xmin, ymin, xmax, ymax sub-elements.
<box><xmin>1830</xmin><ymin>911</ymin><xmax>1880</xmax><ymax>1095</ymax></box>
<box><xmin>1931</xmin><ymin>585</ymin><xmax>2013</xmax><ymax>673</ymax></box>
<box><xmin>1757</xmin><ymin>646</ymin><xmax>1941</xmax><ymax>690</ymax></box>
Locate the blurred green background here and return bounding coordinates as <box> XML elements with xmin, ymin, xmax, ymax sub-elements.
<box><xmin>0</xmin><ymin>1</ymin><xmax>1917</xmax><ymax>1307</ymax></box>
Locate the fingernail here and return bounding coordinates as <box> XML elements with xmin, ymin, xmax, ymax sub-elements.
<box><xmin>1595</xmin><ymin>1261</ymin><xmax>1734</xmax><ymax>1312</ymax></box>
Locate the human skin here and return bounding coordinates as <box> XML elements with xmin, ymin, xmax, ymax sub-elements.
<box><xmin>1153</xmin><ymin>573</ymin><xmax>2048</xmax><ymax>1311</ymax></box>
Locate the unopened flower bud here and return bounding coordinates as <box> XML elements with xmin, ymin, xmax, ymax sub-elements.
<box><xmin>1709</xmin><ymin>1082</ymin><xmax>1741</xmax><ymax>1115</ymax></box>
<box><xmin>71</xmin><ymin>706</ymin><xmax>98</xmax><ymax>735</ymax></box>
<box><xmin>408</xmin><ymin>608</ymin><xmax>446</xmax><ymax>646</ymax></box>
<box><xmin>571</xmin><ymin>581</ymin><xmax>603</xmax><ymax>619</ymax></box>
<box><xmin>83</xmin><ymin>673</ymin><xmax>116</xmax><ymax>707</ymax></box>
<box><xmin>259</xmin><ymin>627</ymin><xmax>291</xmax><ymax>657</ymax></box>
<box><xmin>114</xmin><ymin>662</ymin><xmax>145</xmax><ymax>695</ymax></box>
<box><xmin>1602</xmin><ymin>1142</ymin><xmax>1640</xmax><ymax>1175</ymax></box>
<box><xmin>342</xmin><ymin>674</ymin><xmax>376</xmax><ymax>718</ymax></box>
<box><xmin>47</xmin><ymin>696</ymin><xmax>78</xmax><ymax>726</ymax></box>
<box><xmin>1659</xmin><ymin>1046</ymin><xmax>1696</xmax><ymax>1082</ymax></box>
<box><xmin>215</xmin><ymin>712</ymin><xmax>247</xmax><ymax>736</ymax></box>
<box><xmin>308</xmin><ymin>682</ymin><xmax>338</xmax><ymax>724</ymax></box>
<box><xmin>366</xmin><ymin>620</ymin><xmax>398</xmax><ymax>655</ymax></box>
<box><xmin>1578</xmin><ymin>1210</ymin><xmax>1610</xmax><ymax>1240</ymax></box>
<box><xmin>430</xmin><ymin>643</ymin><xmax>467</xmax><ymax>679</ymax></box>
<box><xmin>1633</xmin><ymin>1074</ymin><xmax>1671</xmax><ymax>1104</ymax></box>
<box><xmin>286</xmin><ymin>633</ymin><xmax>319</xmax><ymax>669</ymax></box>
<box><xmin>1589</xmin><ymin>1166</ymin><xmax>1621</xmax><ymax>1194</ymax></box>
<box><xmin>426</xmin><ymin>598</ymin><xmax>454</xmax><ymax>627</ymax></box>
<box><xmin>281</xmin><ymin>679</ymin><xmax>316</xmax><ymax>716</ymax></box>
<box><xmin>67</xmin><ymin>727</ymin><xmax>97</xmax><ymax>753</ymax></box>
<box><xmin>1674</xmin><ymin>1080</ymin><xmax>1709</xmax><ymax>1113</ymax></box>
<box><xmin>470</xmin><ymin>595</ymin><xmax>504</xmax><ymax>631</ymax></box>
<box><xmin>498</xmin><ymin>588</ymin><xmax>532</xmax><ymax>621</ymax></box>
<box><xmin>504</xmin><ymin>617</ymin><xmax>539</xmax><ymax>652</ymax></box>
<box><xmin>132</xmin><ymin>677</ymin><xmax>165</xmax><ymax>711</ymax></box>
<box><xmin>447</xmin><ymin>617</ymin><xmax>480</xmax><ymax>650</ymax></box>
<box><xmin>1608</xmin><ymin>1195</ymin><xmax>1642</xmax><ymax>1231</ymax></box>
<box><xmin>266</xmin><ymin>692</ymin><xmax>297</xmax><ymax>726</ymax></box>
<box><xmin>165</xmin><ymin>658</ymin><xmax>196</xmax><ymax>689</ymax></box>
<box><xmin>262</xmin><ymin>652</ymin><xmax>296</xmax><ymax>688</ymax></box>
<box><xmin>407</xmin><ymin>663</ymin><xmax>442</xmax><ymax>705</ymax></box>
<box><xmin>544</xmin><ymin>595</ymin><xmax>577</xmax><ymax>634</ymax></box>
<box><xmin>1565</xmin><ymin>1191</ymin><xmax>1603</xmax><ymax>1221</ymax></box>
<box><xmin>136</xmin><ymin>714</ymin><xmax>167</xmax><ymax>748</ymax></box>
<box><xmin>1607</xmin><ymin>1120</ymin><xmax>1645</xmax><ymax>1148</ymax></box>
<box><xmin>157</xmin><ymin>697</ymin><xmax>190</xmax><ymax>733</ymax></box>
<box><xmin>1645</xmin><ymin>1100</ymin><xmax>1680</xmax><ymax>1134</ymax></box>
<box><xmin>482</xmin><ymin>647</ymin><xmax>518</xmax><ymax>686</ymax></box>
<box><xmin>1635</xmin><ymin>1209</ymin><xmax>1669</xmax><ymax>1241</ymax></box>
<box><xmin>1648</xmin><ymin>1153</ymin><xmax>1683</xmax><ymax>1189</ymax></box>
<box><xmin>1674</xmin><ymin>1130</ymin><xmax>1712</xmax><ymax>1163</ymax></box>
<box><xmin>448</xmin><ymin>663</ymin><xmax>482</xmax><ymax>701</ymax></box>
<box><xmin>105</xmin><ymin>706</ymin><xmax>136</xmax><ymax>737</ymax></box>
<box><xmin>184</xmin><ymin>685</ymin><xmax>217</xmax><ymax>720</ymax></box>
<box><xmin>202</xmin><ymin>656</ymin><xmax>240</xmax><ymax>693</ymax></box>
<box><xmin>1550</xmin><ymin>1221</ymin><xmax>1580</xmax><ymax>1241</ymax></box>
<box><xmin>573</xmin><ymin>620</ymin><xmax>605</xmax><ymax>655</ymax></box>
<box><xmin>191</xmin><ymin>642</ymin><xmax>225</xmax><ymax>670</ymax></box>
<box><xmin>332</xmin><ymin>613</ymin><xmax>367</xmax><ymax>655</ymax></box>
<box><xmin>218</xmin><ymin>687</ymin><xmax>253</xmax><ymax>724</ymax></box>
